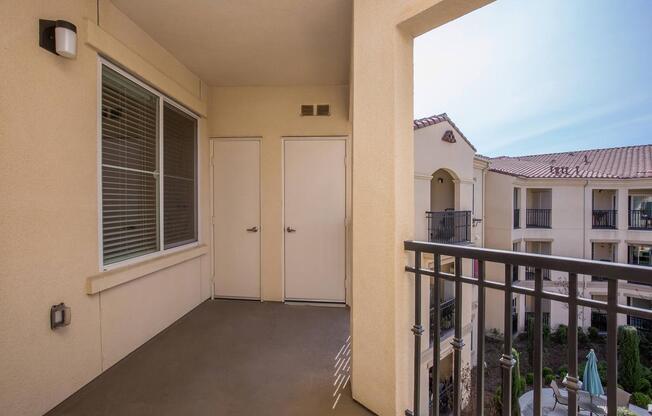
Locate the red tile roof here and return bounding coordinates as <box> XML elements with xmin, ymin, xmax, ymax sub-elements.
<box><xmin>488</xmin><ymin>144</ymin><xmax>652</xmax><ymax>179</ymax></box>
<box><xmin>414</xmin><ymin>113</ymin><xmax>477</xmax><ymax>151</ymax></box>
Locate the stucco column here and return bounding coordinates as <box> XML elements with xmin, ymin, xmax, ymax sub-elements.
<box><xmin>351</xmin><ymin>2</ymin><xmax>415</xmax><ymax>414</ymax></box>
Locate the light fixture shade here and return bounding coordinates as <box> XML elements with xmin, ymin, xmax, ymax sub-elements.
<box><xmin>54</xmin><ymin>20</ymin><xmax>76</xmax><ymax>58</ymax></box>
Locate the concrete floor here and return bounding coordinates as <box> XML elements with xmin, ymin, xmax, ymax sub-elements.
<box><xmin>519</xmin><ymin>388</ymin><xmax>649</xmax><ymax>415</ymax></box>
<box><xmin>47</xmin><ymin>300</ymin><xmax>374</xmax><ymax>416</ymax></box>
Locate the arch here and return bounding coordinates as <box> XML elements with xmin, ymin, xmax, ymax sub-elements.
<box><xmin>430</xmin><ymin>168</ymin><xmax>457</xmax><ymax>212</ymax></box>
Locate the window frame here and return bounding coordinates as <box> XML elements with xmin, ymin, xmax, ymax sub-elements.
<box><xmin>97</xmin><ymin>57</ymin><xmax>200</xmax><ymax>271</ymax></box>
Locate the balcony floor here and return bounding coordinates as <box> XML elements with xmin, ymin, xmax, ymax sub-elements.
<box><xmin>46</xmin><ymin>300</ymin><xmax>373</xmax><ymax>416</ymax></box>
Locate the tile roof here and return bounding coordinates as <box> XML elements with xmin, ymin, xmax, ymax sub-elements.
<box><xmin>413</xmin><ymin>113</ymin><xmax>477</xmax><ymax>151</ymax></box>
<box><xmin>488</xmin><ymin>144</ymin><xmax>652</xmax><ymax>179</ymax></box>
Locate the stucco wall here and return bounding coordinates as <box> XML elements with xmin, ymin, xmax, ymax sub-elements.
<box><xmin>0</xmin><ymin>1</ymin><xmax>211</xmax><ymax>414</ymax></box>
<box><xmin>206</xmin><ymin>85</ymin><xmax>351</xmax><ymax>302</ymax></box>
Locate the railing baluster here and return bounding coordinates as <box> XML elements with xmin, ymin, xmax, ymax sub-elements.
<box><xmin>567</xmin><ymin>273</ymin><xmax>578</xmax><ymax>416</ymax></box>
<box><xmin>432</xmin><ymin>254</ymin><xmax>441</xmax><ymax>416</ymax></box>
<box><xmin>607</xmin><ymin>279</ymin><xmax>618</xmax><ymax>415</ymax></box>
<box><xmin>476</xmin><ymin>260</ymin><xmax>485</xmax><ymax>416</ymax></box>
<box><xmin>500</xmin><ymin>264</ymin><xmax>514</xmax><ymax>416</ymax></box>
<box><xmin>533</xmin><ymin>267</ymin><xmax>543</xmax><ymax>416</ymax></box>
<box><xmin>452</xmin><ymin>256</ymin><xmax>464</xmax><ymax>416</ymax></box>
<box><xmin>412</xmin><ymin>251</ymin><xmax>423</xmax><ymax>416</ymax></box>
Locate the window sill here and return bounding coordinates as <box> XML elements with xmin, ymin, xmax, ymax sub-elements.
<box><xmin>86</xmin><ymin>244</ymin><xmax>208</xmax><ymax>294</ymax></box>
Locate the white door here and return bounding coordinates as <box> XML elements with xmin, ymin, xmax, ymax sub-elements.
<box><xmin>212</xmin><ymin>139</ymin><xmax>260</xmax><ymax>299</ymax></box>
<box><xmin>284</xmin><ymin>139</ymin><xmax>346</xmax><ymax>302</ymax></box>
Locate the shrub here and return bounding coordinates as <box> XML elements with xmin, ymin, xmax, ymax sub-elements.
<box><xmin>618</xmin><ymin>326</ymin><xmax>643</xmax><ymax>393</ymax></box>
<box><xmin>526</xmin><ymin>372</ymin><xmax>534</xmax><ymax>385</ymax></box>
<box><xmin>588</xmin><ymin>326</ymin><xmax>601</xmax><ymax>341</ymax></box>
<box><xmin>578</xmin><ymin>327</ymin><xmax>589</xmax><ymax>345</ymax></box>
<box><xmin>598</xmin><ymin>361</ymin><xmax>608</xmax><ymax>386</ymax></box>
<box><xmin>579</xmin><ymin>362</ymin><xmax>586</xmax><ymax>381</ymax></box>
<box><xmin>638</xmin><ymin>378</ymin><xmax>651</xmax><ymax>396</ymax></box>
<box><xmin>557</xmin><ymin>365</ymin><xmax>568</xmax><ymax>377</ymax></box>
<box><xmin>543</xmin><ymin>367</ymin><xmax>553</xmax><ymax>378</ymax></box>
<box><xmin>553</xmin><ymin>324</ymin><xmax>568</xmax><ymax>344</ymax></box>
<box><xmin>544</xmin><ymin>374</ymin><xmax>555</xmax><ymax>386</ymax></box>
<box><xmin>631</xmin><ymin>392</ymin><xmax>652</xmax><ymax>408</ymax></box>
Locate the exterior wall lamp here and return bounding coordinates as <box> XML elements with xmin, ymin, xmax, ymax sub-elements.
<box><xmin>39</xmin><ymin>19</ymin><xmax>77</xmax><ymax>59</ymax></box>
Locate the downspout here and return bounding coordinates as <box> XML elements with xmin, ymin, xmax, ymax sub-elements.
<box><xmin>482</xmin><ymin>165</ymin><xmax>488</xmax><ymax>248</ymax></box>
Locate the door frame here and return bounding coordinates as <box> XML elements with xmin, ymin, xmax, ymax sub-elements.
<box><xmin>209</xmin><ymin>137</ymin><xmax>263</xmax><ymax>300</ymax></box>
<box><xmin>281</xmin><ymin>136</ymin><xmax>351</xmax><ymax>304</ymax></box>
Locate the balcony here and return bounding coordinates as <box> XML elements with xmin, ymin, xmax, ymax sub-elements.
<box><xmin>627</xmin><ymin>315</ymin><xmax>652</xmax><ymax>334</ymax></box>
<box><xmin>47</xmin><ymin>300</ymin><xmax>371</xmax><ymax>416</ymax></box>
<box><xmin>526</xmin><ymin>208</ymin><xmax>551</xmax><ymax>228</ymax></box>
<box><xmin>525</xmin><ymin>266</ymin><xmax>551</xmax><ymax>281</ymax></box>
<box><xmin>404</xmin><ymin>240</ymin><xmax>652</xmax><ymax>416</ymax></box>
<box><xmin>513</xmin><ymin>208</ymin><xmax>520</xmax><ymax>229</ymax></box>
<box><xmin>592</xmin><ymin>209</ymin><xmax>617</xmax><ymax>229</ymax></box>
<box><xmin>629</xmin><ymin>209</ymin><xmax>652</xmax><ymax>230</ymax></box>
<box><xmin>426</xmin><ymin>211</ymin><xmax>471</xmax><ymax>244</ymax></box>
<box><xmin>431</xmin><ymin>298</ymin><xmax>456</xmax><ymax>341</ymax></box>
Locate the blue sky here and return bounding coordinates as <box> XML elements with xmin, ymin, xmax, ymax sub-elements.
<box><xmin>414</xmin><ymin>0</ymin><xmax>652</xmax><ymax>157</ymax></box>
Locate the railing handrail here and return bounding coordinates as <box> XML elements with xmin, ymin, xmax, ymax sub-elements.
<box><xmin>405</xmin><ymin>240</ymin><xmax>652</xmax><ymax>416</ymax></box>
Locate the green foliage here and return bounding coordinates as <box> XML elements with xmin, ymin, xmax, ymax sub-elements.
<box><xmin>553</xmin><ymin>324</ymin><xmax>568</xmax><ymax>344</ymax></box>
<box><xmin>597</xmin><ymin>362</ymin><xmax>608</xmax><ymax>386</ymax></box>
<box><xmin>631</xmin><ymin>392</ymin><xmax>652</xmax><ymax>408</ymax></box>
<box><xmin>638</xmin><ymin>378</ymin><xmax>651</xmax><ymax>396</ymax></box>
<box><xmin>527</xmin><ymin>317</ymin><xmax>534</xmax><ymax>367</ymax></box>
<box><xmin>588</xmin><ymin>326</ymin><xmax>601</xmax><ymax>341</ymax></box>
<box><xmin>577</xmin><ymin>327</ymin><xmax>589</xmax><ymax>345</ymax></box>
<box><xmin>526</xmin><ymin>372</ymin><xmax>534</xmax><ymax>385</ymax></box>
<box><xmin>618</xmin><ymin>326</ymin><xmax>643</xmax><ymax>393</ymax></box>
<box><xmin>512</xmin><ymin>348</ymin><xmax>523</xmax><ymax>415</ymax></box>
<box><xmin>544</xmin><ymin>374</ymin><xmax>555</xmax><ymax>385</ymax></box>
<box><xmin>543</xmin><ymin>367</ymin><xmax>553</xmax><ymax>378</ymax></box>
<box><xmin>579</xmin><ymin>362</ymin><xmax>586</xmax><ymax>381</ymax></box>
<box><xmin>642</xmin><ymin>366</ymin><xmax>652</xmax><ymax>389</ymax></box>
<box><xmin>557</xmin><ymin>365</ymin><xmax>568</xmax><ymax>378</ymax></box>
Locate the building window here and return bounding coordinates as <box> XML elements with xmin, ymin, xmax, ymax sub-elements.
<box><xmin>100</xmin><ymin>61</ymin><xmax>197</xmax><ymax>267</ymax></box>
<box><xmin>628</xmin><ymin>245</ymin><xmax>651</xmax><ymax>267</ymax></box>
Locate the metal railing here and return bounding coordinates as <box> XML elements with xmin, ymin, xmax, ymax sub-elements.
<box><xmin>526</xmin><ymin>208</ymin><xmax>551</xmax><ymax>228</ymax></box>
<box><xmin>627</xmin><ymin>315</ymin><xmax>652</xmax><ymax>334</ymax></box>
<box><xmin>427</xmin><ymin>211</ymin><xmax>471</xmax><ymax>244</ymax></box>
<box><xmin>525</xmin><ymin>266</ymin><xmax>550</xmax><ymax>281</ymax></box>
<box><xmin>525</xmin><ymin>312</ymin><xmax>550</xmax><ymax>332</ymax></box>
<box><xmin>405</xmin><ymin>240</ymin><xmax>652</xmax><ymax>416</ymax></box>
<box><xmin>592</xmin><ymin>210</ymin><xmax>617</xmax><ymax>229</ymax></box>
<box><xmin>629</xmin><ymin>210</ymin><xmax>652</xmax><ymax>230</ymax></box>
<box><xmin>513</xmin><ymin>209</ymin><xmax>520</xmax><ymax>229</ymax></box>
<box><xmin>431</xmin><ymin>298</ymin><xmax>455</xmax><ymax>339</ymax></box>
<box><xmin>591</xmin><ymin>311</ymin><xmax>608</xmax><ymax>332</ymax></box>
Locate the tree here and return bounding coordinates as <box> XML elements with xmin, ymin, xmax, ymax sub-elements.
<box><xmin>493</xmin><ymin>348</ymin><xmax>523</xmax><ymax>416</ymax></box>
<box><xmin>618</xmin><ymin>325</ymin><xmax>642</xmax><ymax>393</ymax></box>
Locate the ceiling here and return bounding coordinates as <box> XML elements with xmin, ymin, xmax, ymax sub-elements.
<box><xmin>110</xmin><ymin>0</ymin><xmax>352</xmax><ymax>87</ymax></box>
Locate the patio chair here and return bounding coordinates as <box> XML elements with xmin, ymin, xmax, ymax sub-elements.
<box><xmin>551</xmin><ymin>380</ymin><xmax>569</xmax><ymax>411</ymax></box>
<box><xmin>616</xmin><ymin>387</ymin><xmax>631</xmax><ymax>408</ymax></box>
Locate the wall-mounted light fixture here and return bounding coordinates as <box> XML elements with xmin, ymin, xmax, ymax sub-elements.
<box><xmin>50</xmin><ymin>302</ymin><xmax>71</xmax><ymax>329</ymax></box>
<box><xmin>39</xmin><ymin>19</ymin><xmax>77</xmax><ymax>59</ymax></box>
<box><xmin>437</xmin><ymin>178</ymin><xmax>444</xmax><ymax>184</ymax></box>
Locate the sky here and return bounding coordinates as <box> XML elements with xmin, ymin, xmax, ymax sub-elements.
<box><xmin>414</xmin><ymin>0</ymin><xmax>652</xmax><ymax>157</ymax></box>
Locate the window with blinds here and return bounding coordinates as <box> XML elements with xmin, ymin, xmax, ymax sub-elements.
<box><xmin>100</xmin><ymin>63</ymin><xmax>197</xmax><ymax>266</ymax></box>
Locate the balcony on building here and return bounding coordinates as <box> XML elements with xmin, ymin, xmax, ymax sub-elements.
<box><xmin>591</xmin><ymin>242</ymin><xmax>616</xmax><ymax>282</ymax></box>
<box><xmin>426</xmin><ymin>210</ymin><xmax>471</xmax><ymax>244</ymax></box>
<box><xmin>525</xmin><ymin>241</ymin><xmax>552</xmax><ymax>280</ymax></box>
<box><xmin>526</xmin><ymin>188</ymin><xmax>552</xmax><ymax>228</ymax></box>
<box><xmin>592</xmin><ymin>189</ymin><xmax>617</xmax><ymax>229</ymax></box>
<box><xmin>628</xmin><ymin>190</ymin><xmax>652</xmax><ymax>229</ymax></box>
<box><xmin>628</xmin><ymin>244</ymin><xmax>651</xmax><ymax>286</ymax></box>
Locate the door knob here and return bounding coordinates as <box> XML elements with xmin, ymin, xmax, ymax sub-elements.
<box><xmin>246</xmin><ymin>226</ymin><xmax>259</xmax><ymax>232</ymax></box>
<box><xmin>286</xmin><ymin>227</ymin><xmax>296</xmax><ymax>233</ymax></box>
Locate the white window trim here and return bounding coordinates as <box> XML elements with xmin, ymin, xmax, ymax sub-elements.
<box><xmin>97</xmin><ymin>57</ymin><xmax>200</xmax><ymax>272</ymax></box>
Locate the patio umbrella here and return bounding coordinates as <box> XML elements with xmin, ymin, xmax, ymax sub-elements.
<box><xmin>582</xmin><ymin>349</ymin><xmax>604</xmax><ymax>403</ymax></box>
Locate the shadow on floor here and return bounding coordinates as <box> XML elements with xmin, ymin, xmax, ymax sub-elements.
<box><xmin>47</xmin><ymin>300</ymin><xmax>374</xmax><ymax>416</ymax></box>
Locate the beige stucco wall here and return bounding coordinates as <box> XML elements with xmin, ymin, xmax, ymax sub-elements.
<box><xmin>206</xmin><ymin>85</ymin><xmax>352</xmax><ymax>302</ymax></box>
<box><xmin>484</xmin><ymin>171</ymin><xmax>652</xmax><ymax>333</ymax></box>
<box><xmin>0</xmin><ymin>1</ymin><xmax>211</xmax><ymax>414</ymax></box>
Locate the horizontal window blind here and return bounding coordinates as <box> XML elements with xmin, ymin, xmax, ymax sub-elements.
<box><xmin>163</xmin><ymin>103</ymin><xmax>197</xmax><ymax>249</ymax></box>
<box><xmin>101</xmin><ymin>66</ymin><xmax>160</xmax><ymax>265</ymax></box>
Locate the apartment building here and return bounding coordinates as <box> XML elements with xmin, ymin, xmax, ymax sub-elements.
<box><xmin>484</xmin><ymin>145</ymin><xmax>652</xmax><ymax>334</ymax></box>
<box><xmin>413</xmin><ymin>114</ymin><xmax>488</xmax><ymax>412</ymax></box>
